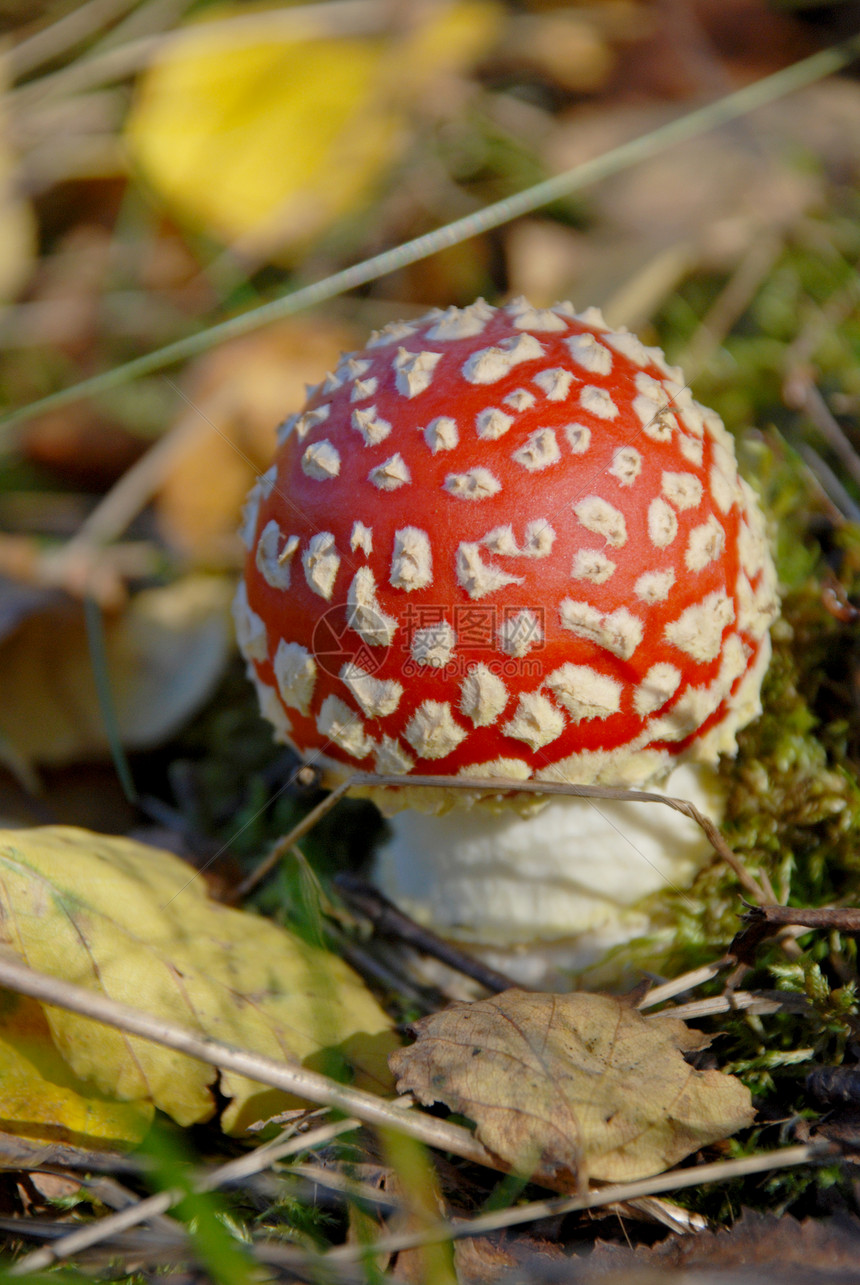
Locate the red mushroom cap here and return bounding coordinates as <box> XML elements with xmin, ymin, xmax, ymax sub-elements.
<box><xmin>235</xmin><ymin>298</ymin><xmax>778</xmax><ymax>809</ymax></box>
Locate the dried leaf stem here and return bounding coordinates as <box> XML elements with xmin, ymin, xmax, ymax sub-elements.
<box><xmin>0</xmin><ymin>953</ymin><xmax>497</xmax><ymax>1171</ymax></box>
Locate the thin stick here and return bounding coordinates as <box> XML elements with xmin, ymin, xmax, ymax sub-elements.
<box><xmin>0</xmin><ymin>954</ymin><xmax>496</xmax><ymax>1171</ymax></box>
<box><xmin>731</xmin><ymin>902</ymin><xmax>860</xmax><ymax>964</ymax></box>
<box><xmin>742</xmin><ymin>904</ymin><xmax>860</xmax><ymax>932</ymax></box>
<box><xmin>3</xmin><ymin>34</ymin><xmax>859</xmax><ymax>435</ymax></box>
<box><xmin>236</xmin><ymin>778</ymin><xmax>354</xmax><ymax>896</ymax></box>
<box><xmin>349</xmin><ymin>772</ymin><xmax>773</xmax><ymax>905</ymax></box>
<box><xmin>318</xmin><ymin>1142</ymin><xmax>828</xmax><ymax>1263</ymax></box>
<box><xmin>10</xmin><ymin>1117</ymin><xmax>360</xmax><ymax>1276</ymax></box>
<box><xmin>333</xmin><ymin>873</ymin><xmax>524</xmax><ymax>994</ymax></box>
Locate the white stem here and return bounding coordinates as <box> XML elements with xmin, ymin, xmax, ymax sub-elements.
<box><xmin>375</xmin><ymin>762</ymin><xmax>724</xmax><ymax>978</ymax></box>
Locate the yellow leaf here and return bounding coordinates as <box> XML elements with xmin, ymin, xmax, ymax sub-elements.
<box><xmin>391</xmin><ymin>990</ymin><xmax>754</xmax><ymax>1188</ymax></box>
<box><xmin>0</xmin><ymin>988</ymin><xmax>153</xmax><ymax>1148</ymax></box>
<box><xmin>0</xmin><ymin>827</ymin><xmax>398</xmax><ymax>1133</ymax></box>
<box><xmin>125</xmin><ymin>2</ymin><xmax>500</xmax><ymax>258</ymax></box>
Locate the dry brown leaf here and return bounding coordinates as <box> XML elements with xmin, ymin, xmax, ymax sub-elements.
<box><xmin>453</xmin><ymin>1233</ymin><xmax>566</xmax><ymax>1285</ymax></box>
<box><xmin>390</xmin><ymin>990</ymin><xmax>754</xmax><ymax>1189</ymax></box>
<box><xmin>155</xmin><ymin>320</ymin><xmax>359</xmax><ymax>561</ymax></box>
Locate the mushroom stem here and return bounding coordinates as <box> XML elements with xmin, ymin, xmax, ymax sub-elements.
<box><xmin>374</xmin><ymin>762</ymin><xmax>725</xmax><ymax>983</ymax></box>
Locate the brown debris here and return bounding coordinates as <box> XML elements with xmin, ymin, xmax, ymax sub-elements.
<box><xmin>731</xmin><ymin>903</ymin><xmax>860</xmax><ymax>964</ymax></box>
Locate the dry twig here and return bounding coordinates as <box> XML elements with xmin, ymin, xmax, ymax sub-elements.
<box><xmin>732</xmin><ymin>903</ymin><xmax>860</xmax><ymax>964</ymax></box>
<box><xmin>273</xmin><ymin>1142</ymin><xmax>829</xmax><ymax>1271</ymax></box>
<box><xmin>334</xmin><ymin>873</ymin><xmax>523</xmax><ymax>994</ymax></box>
<box><xmin>240</xmin><ymin>771</ymin><xmax>775</xmax><ymax>907</ymax></box>
<box><xmin>0</xmin><ymin>953</ymin><xmax>496</xmax><ymax>1170</ymax></box>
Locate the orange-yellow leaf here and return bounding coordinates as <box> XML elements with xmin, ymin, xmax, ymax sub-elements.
<box><xmin>0</xmin><ymin>988</ymin><xmax>153</xmax><ymax>1147</ymax></box>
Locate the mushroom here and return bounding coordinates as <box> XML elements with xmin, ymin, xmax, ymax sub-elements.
<box><xmin>235</xmin><ymin>298</ymin><xmax>778</xmax><ymax>978</ymax></box>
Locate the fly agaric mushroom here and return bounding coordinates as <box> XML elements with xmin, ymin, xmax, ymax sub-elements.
<box><xmin>235</xmin><ymin>297</ymin><xmax>778</xmax><ymax>975</ymax></box>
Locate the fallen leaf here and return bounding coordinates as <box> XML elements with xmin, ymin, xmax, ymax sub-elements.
<box><xmin>0</xmin><ymin>574</ymin><xmax>233</xmax><ymax>769</ymax></box>
<box><xmin>155</xmin><ymin>320</ymin><xmax>360</xmax><ymax>561</ymax></box>
<box><xmin>126</xmin><ymin>3</ymin><xmax>500</xmax><ymax>259</ymax></box>
<box><xmin>0</xmin><ymin>986</ymin><xmax>153</xmax><ymax>1148</ymax></box>
<box><xmin>0</xmin><ymin>826</ymin><xmax>398</xmax><ymax>1133</ymax></box>
<box><xmin>390</xmin><ymin>990</ymin><xmax>754</xmax><ymax>1188</ymax></box>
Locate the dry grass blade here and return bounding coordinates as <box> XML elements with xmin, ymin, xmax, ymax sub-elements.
<box><xmin>236</xmin><ymin>777</ymin><xmax>354</xmax><ymax>896</ymax></box>
<box><xmin>8</xmin><ymin>0</ymin><xmax>142</xmax><ymax>78</ymax></box>
<box><xmin>797</xmin><ymin>442</ymin><xmax>860</xmax><ymax>522</ymax></box>
<box><xmin>647</xmin><ymin>991</ymin><xmax>801</xmax><ymax>1021</ymax></box>
<box><xmin>11</xmin><ymin>1</ymin><xmax>390</xmax><ymax>100</ymax></box>
<box><xmin>637</xmin><ymin>960</ymin><xmax>733</xmax><ymax>1009</ymax></box>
